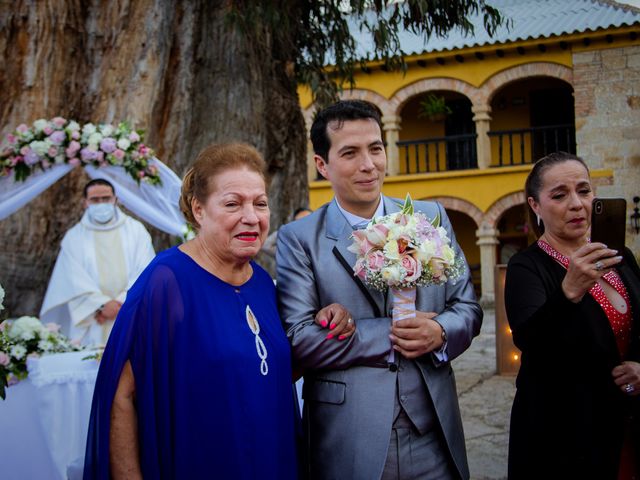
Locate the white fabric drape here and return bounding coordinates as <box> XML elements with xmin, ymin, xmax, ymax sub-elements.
<box><xmin>0</xmin><ymin>164</ymin><xmax>75</xmax><ymax>221</ymax></box>
<box><xmin>0</xmin><ymin>159</ymin><xmax>186</xmax><ymax>237</ymax></box>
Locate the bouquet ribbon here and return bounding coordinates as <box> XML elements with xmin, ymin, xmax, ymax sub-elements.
<box><xmin>389</xmin><ymin>287</ymin><xmax>416</xmax><ymax>362</ymax></box>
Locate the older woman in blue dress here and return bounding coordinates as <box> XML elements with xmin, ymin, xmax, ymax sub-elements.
<box><xmin>84</xmin><ymin>143</ymin><xmax>298</xmax><ymax>479</ymax></box>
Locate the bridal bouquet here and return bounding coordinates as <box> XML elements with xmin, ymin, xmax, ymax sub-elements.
<box><xmin>0</xmin><ymin>314</ymin><xmax>83</xmax><ymax>400</ymax></box>
<box><xmin>0</xmin><ymin>118</ymin><xmax>161</xmax><ymax>185</ymax></box>
<box><xmin>348</xmin><ymin>194</ymin><xmax>464</xmax><ymax>361</ymax></box>
<box><xmin>348</xmin><ymin>194</ymin><xmax>465</xmax><ymax>294</ymax></box>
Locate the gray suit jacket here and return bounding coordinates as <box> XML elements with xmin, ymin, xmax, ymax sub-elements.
<box><xmin>276</xmin><ymin>196</ymin><xmax>482</xmax><ymax>480</ymax></box>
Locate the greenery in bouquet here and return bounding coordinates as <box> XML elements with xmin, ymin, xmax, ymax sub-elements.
<box><xmin>348</xmin><ymin>194</ymin><xmax>465</xmax><ymax>292</ymax></box>
<box><xmin>0</xmin><ymin>117</ymin><xmax>161</xmax><ymax>185</ymax></box>
<box><xmin>0</xmin><ymin>315</ymin><xmax>83</xmax><ymax>400</ymax></box>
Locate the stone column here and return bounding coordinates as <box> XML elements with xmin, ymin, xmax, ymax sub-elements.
<box><xmin>472</xmin><ymin>104</ymin><xmax>492</xmax><ymax>170</ymax></box>
<box><xmin>476</xmin><ymin>223</ymin><xmax>499</xmax><ymax>306</ymax></box>
<box><xmin>382</xmin><ymin>114</ymin><xmax>401</xmax><ymax>176</ymax></box>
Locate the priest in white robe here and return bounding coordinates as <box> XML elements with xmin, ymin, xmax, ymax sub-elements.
<box><xmin>40</xmin><ymin>179</ymin><xmax>155</xmax><ymax>347</ymax></box>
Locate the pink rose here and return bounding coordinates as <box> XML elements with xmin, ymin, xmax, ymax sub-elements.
<box><xmin>113</xmin><ymin>149</ymin><xmax>125</xmax><ymax>160</ymax></box>
<box><xmin>0</xmin><ymin>351</ymin><xmax>9</xmax><ymax>366</ymax></box>
<box><xmin>7</xmin><ymin>134</ymin><xmax>17</xmax><ymax>145</ymax></box>
<box><xmin>45</xmin><ymin>322</ymin><xmax>61</xmax><ymax>333</ymax></box>
<box><xmin>367</xmin><ymin>250</ymin><xmax>386</xmax><ymax>272</ymax></box>
<box><xmin>354</xmin><ymin>258</ymin><xmax>367</xmax><ymax>280</ymax></box>
<box><xmin>69</xmin><ymin>157</ymin><xmax>81</xmax><ymax>166</ymax></box>
<box><xmin>16</xmin><ymin>124</ymin><xmax>29</xmax><ymax>134</ymax></box>
<box><xmin>138</xmin><ymin>170</ymin><xmax>145</xmax><ymax>178</ymax></box>
<box><xmin>401</xmin><ymin>254</ymin><xmax>422</xmax><ymax>283</ymax></box>
<box><xmin>43</xmin><ymin>126</ymin><xmax>54</xmax><ymax>135</ymax></box>
<box><xmin>47</xmin><ymin>146</ymin><xmax>58</xmax><ymax>157</ymax></box>
<box><xmin>52</xmin><ymin>117</ymin><xmax>66</xmax><ymax>127</ymax></box>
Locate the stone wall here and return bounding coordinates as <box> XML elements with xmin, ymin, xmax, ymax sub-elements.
<box><xmin>574</xmin><ymin>44</ymin><xmax>640</xmax><ymax>256</ymax></box>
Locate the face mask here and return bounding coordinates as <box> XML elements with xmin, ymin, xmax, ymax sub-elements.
<box><xmin>88</xmin><ymin>203</ymin><xmax>116</xmax><ymax>224</ymax></box>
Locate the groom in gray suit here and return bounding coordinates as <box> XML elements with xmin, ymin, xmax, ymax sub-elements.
<box><xmin>276</xmin><ymin>100</ymin><xmax>481</xmax><ymax>480</ymax></box>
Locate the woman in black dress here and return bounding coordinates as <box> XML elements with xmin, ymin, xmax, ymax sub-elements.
<box><xmin>505</xmin><ymin>152</ymin><xmax>640</xmax><ymax>479</ymax></box>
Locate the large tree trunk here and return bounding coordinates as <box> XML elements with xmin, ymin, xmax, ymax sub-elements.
<box><xmin>0</xmin><ymin>0</ymin><xmax>307</xmax><ymax>316</ymax></box>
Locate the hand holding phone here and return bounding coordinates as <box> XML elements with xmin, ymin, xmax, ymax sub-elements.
<box><xmin>590</xmin><ymin>197</ymin><xmax>626</xmax><ymax>253</ymax></box>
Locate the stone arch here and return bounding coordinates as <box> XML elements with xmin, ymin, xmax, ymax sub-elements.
<box><xmin>483</xmin><ymin>191</ymin><xmax>527</xmax><ymax>229</ymax></box>
<box><xmin>479</xmin><ymin>62</ymin><xmax>574</xmax><ymax>105</ymax></box>
<box><xmin>302</xmin><ymin>89</ymin><xmax>394</xmax><ymax>127</ymax></box>
<box><xmin>421</xmin><ymin>195</ymin><xmax>483</xmax><ymax>228</ymax></box>
<box><xmin>390</xmin><ymin>78</ymin><xmax>481</xmax><ymax>114</ymax></box>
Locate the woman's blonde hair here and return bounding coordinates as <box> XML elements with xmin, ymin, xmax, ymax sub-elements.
<box><xmin>179</xmin><ymin>143</ymin><xmax>267</xmax><ymax>231</ymax></box>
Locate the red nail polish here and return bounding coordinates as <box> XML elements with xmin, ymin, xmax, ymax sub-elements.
<box><xmin>327</xmin><ymin>333</ymin><xmax>334</xmax><ymax>339</ymax></box>
<box><xmin>338</xmin><ymin>334</ymin><xmax>346</xmax><ymax>340</ymax></box>
<box><xmin>319</xmin><ymin>320</ymin><xmax>328</xmax><ymax>328</ymax></box>
<box><xmin>329</xmin><ymin>323</ymin><xmax>337</xmax><ymax>330</ymax></box>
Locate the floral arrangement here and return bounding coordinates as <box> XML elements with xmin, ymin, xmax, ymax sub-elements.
<box><xmin>348</xmin><ymin>194</ymin><xmax>465</xmax><ymax>292</ymax></box>
<box><xmin>0</xmin><ymin>313</ymin><xmax>83</xmax><ymax>400</ymax></box>
<box><xmin>0</xmin><ymin>118</ymin><xmax>161</xmax><ymax>185</ymax></box>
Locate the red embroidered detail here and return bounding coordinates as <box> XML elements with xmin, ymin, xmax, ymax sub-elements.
<box><xmin>537</xmin><ymin>239</ymin><xmax>632</xmax><ymax>356</ymax></box>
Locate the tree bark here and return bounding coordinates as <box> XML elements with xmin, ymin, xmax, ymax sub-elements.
<box><xmin>0</xmin><ymin>0</ymin><xmax>307</xmax><ymax>316</ymax></box>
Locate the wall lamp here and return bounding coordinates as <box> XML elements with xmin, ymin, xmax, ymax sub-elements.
<box><xmin>632</xmin><ymin>196</ymin><xmax>640</xmax><ymax>235</ymax></box>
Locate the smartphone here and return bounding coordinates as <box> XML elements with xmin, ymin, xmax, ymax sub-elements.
<box><xmin>590</xmin><ymin>197</ymin><xmax>626</xmax><ymax>253</ymax></box>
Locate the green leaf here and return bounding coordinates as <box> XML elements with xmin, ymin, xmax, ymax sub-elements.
<box><xmin>401</xmin><ymin>193</ymin><xmax>414</xmax><ymax>215</ymax></box>
<box><xmin>431</xmin><ymin>212</ymin><xmax>441</xmax><ymax>228</ymax></box>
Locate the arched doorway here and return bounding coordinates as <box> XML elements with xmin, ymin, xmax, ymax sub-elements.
<box><xmin>496</xmin><ymin>203</ymin><xmax>531</xmax><ymax>265</ymax></box>
<box><xmin>489</xmin><ymin>77</ymin><xmax>575</xmax><ymax>166</ymax></box>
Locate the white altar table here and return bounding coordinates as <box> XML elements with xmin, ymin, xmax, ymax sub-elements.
<box><xmin>0</xmin><ymin>351</ymin><xmax>99</xmax><ymax>480</ymax></box>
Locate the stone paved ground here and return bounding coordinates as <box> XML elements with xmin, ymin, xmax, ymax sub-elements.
<box><xmin>452</xmin><ymin>308</ymin><xmax>516</xmax><ymax>480</ymax></box>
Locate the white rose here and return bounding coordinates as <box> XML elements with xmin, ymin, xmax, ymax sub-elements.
<box><xmin>66</xmin><ymin>120</ymin><xmax>81</xmax><ymax>132</ymax></box>
<box><xmin>88</xmin><ymin>132</ymin><xmax>103</xmax><ymax>147</ymax></box>
<box><xmin>381</xmin><ymin>263</ymin><xmax>403</xmax><ymax>285</ymax></box>
<box><xmin>29</xmin><ymin>140</ymin><xmax>51</xmax><ymax>156</ymax></box>
<box><xmin>436</xmin><ymin>226</ymin><xmax>450</xmax><ymax>244</ymax></box>
<box><xmin>100</xmin><ymin>124</ymin><xmax>114</xmax><ymax>136</ymax></box>
<box><xmin>117</xmin><ymin>138</ymin><xmax>131</xmax><ymax>150</ymax></box>
<box><xmin>82</xmin><ymin>123</ymin><xmax>97</xmax><ymax>136</ymax></box>
<box><xmin>10</xmin><ymin>345</ymin><xmax>27</xmax><ymax>360</ymax></box>
<box><xmin>33</xmin><ymin>119</ymin><xmax>48</xmax><ymax>131</ymax></box>
<box><xmin>415</xmin><ymin>241</ymin><xmax>436</xmax><ymax>263</ymax></box>
<box><xmin>9</xmin><ymin>316</ymin><xmax>45</xmax><ymax>340</ymax></box>
<box><xmin>38</xmin><ymin>339</ymin><xmax>54</xmax><ymax>352</ymax></box>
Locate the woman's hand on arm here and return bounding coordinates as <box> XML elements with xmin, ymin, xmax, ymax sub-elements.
<box><xmin>562</xmin><ymin>242</ymin><xmax>621</xmax><ymax>302</ymax></box>
<box><xmin>110</xmin><ymin>360</ymin><xmax>142</xmax><ymax>480</ymax></box>
<box><xmin>314</xmin><ymin>303</ymin><xmax>355</xmax><ymax>340</ymax></box>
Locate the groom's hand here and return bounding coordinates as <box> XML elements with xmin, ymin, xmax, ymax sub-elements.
<box><xmin>315</xmin><ymin>303</ymin><xmax>356</xmax><ymax>341</ymax></box>
<box><xmin>390</xmin><ymin>312</ymin><xmax>444</xmax><ymax>358</ymax></box>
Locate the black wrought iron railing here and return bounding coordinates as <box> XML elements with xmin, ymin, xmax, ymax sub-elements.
<box><xmin>488</xmin><ymin>124</ymin><xmax>576</xmax><ymax>167</ymax></box>
<box><xmin>397</xmin><ymin>133</ymin><xmax>477</xmax><ymax>174</ymax></box>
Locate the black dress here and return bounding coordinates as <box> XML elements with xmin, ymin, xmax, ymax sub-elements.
<box><xmin>504</xmin><ymin>243</ymin><xmax>640</xmax><ymax>479</ymax></box>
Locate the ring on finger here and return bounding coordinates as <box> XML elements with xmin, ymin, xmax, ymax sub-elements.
<box><xmin>347</xmin><ymin>317</ymin><xmax>353</xmax><ymax>324</ymax></box>
<box><xmin>594</xmin><ymin>260</ymin><xmax>604</xmax><ymax>271</ymax></box>
<box><xmin>624</xmin><ymin>383</ymin><xmax>635</xmax><ymax>394</ymax></box>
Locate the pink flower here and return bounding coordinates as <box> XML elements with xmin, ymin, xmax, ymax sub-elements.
<box><xmin>401</xmin><ymin>254</ymin><xmax>422</xmax><ymax>283</ymax></box>
<box><xmin>138</xmin><ymin>145</ymin><xmax>149</xmax><ymax>156</ymax></box>
<box><xmin>0</xmin><ymin>320</ymin><xmax>7</xmax><ymax>331</ymax></box>
<box><xmin>16</xmin><ymin>124</ymin><xmax>29</xmax><ymax>134</ymax></box>
<box><xmin>52</xmin><ymin>117</ymin><xmax>66</xmax><ymax>127</ymax></box>
<box><xmin>99</xmin><ymin>137</ymin><xmax>117</xmax><ymax>153</ymax></box>
<box><xmin>41</xmin><ymin>159</ymin><xmax>50</xmax><ymax>169</ymax></box>
<box><xmin>69</xmin><ymin>157</ymin><xmax>81</xmax><ymax>166</ymax></box>
<box><xmin>47</xmin><ymin>146</ymin><xmax>58</xmax><ymax>157</ymax></box>
<box><xmin>48</xmin><ymin>130</ymin><xmax>66</xmax><ymax>145</ymax></box>
<box><xmin>6</xmin><ymin>134</ymin><xmax>17</xmax><ymax>145</ymax></box>
<box><xmin>354</xmin><ymin>258</ymin><xmax>367</xmax><ymax>280</ymax></box>
<box><xmin>113</xmin><ymin>149</ymin><xmax>125</xmax><ymax>160</ymax></box>
<box><xmin>43</xmin><ymin>126</ymin><xmax>54</xmax><ymax>135</ymax></box>
<box><xmin>0</xmin><ymin>351</ymin><xmax>9</xmax><ymax>366</ymax></box>
<box><xmin>71</xmin><ymin>131</ymin><xmax>80</xmax><ymax>140</ymax></box>
<box><xmin>138</xmin><ymin>170</ymin><xmax>145</xmax><ymax>178</ymax></box>
<box><xmin>367</xmin><ymin>250</ymin><xmax>386</xmax><ymax>272</ymax></box>
<box><xmin>45</xmin><ymin>322</ymin><xmax>61</xmax><ymax>333</ymax></box>
<box><xmin>429</xmin><ymin>257</ymin><xmax>446</xmax><ymax>281</ymax></box>
<box><xmin>349</xmin><ymin>230</ymin><xmax>376</xmax><ymax>256</ymax></box>
<box><xmin>129</xmin><ymin>131</ymin><xmax>140</xmax><ymax>142</ymax></box>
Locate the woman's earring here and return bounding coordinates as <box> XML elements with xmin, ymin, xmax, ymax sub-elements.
<box><xmin>536</xmin><ymin>214</ymin><xmax>541</xmax><ymax>226</ymax></box>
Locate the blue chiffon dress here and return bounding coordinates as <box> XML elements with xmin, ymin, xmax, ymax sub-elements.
<box><xmin>83</xmin><ymin>246</ymin><xmax>298</xmax><ymax>479</ymax></box>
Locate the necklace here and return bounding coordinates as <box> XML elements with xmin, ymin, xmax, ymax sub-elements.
<box><xmin>246</xmin><ymin>305</ymin><xmax>268</xmax><ymax>376</ymax></box>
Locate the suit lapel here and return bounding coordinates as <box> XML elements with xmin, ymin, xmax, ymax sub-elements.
<box><xmin>326</xmin><ymin>199</ymin><xmax>387</xmax><ymax>318</ymax></box>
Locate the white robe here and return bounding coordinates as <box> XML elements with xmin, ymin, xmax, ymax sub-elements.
<box><xmin>40</xmin><ymin>207</ymin><xmax>155</xmax><ymax>347</ymax></box>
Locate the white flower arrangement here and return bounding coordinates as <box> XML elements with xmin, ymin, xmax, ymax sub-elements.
<box><xmin>0</xmin><ymin>117</ymin><xmax>161</xmax><ymax>185</ymax></box>
<box><xmin>0</xmin><ymin>313</ymin><xmax>83</xmax><ymax>400</ymax></box>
